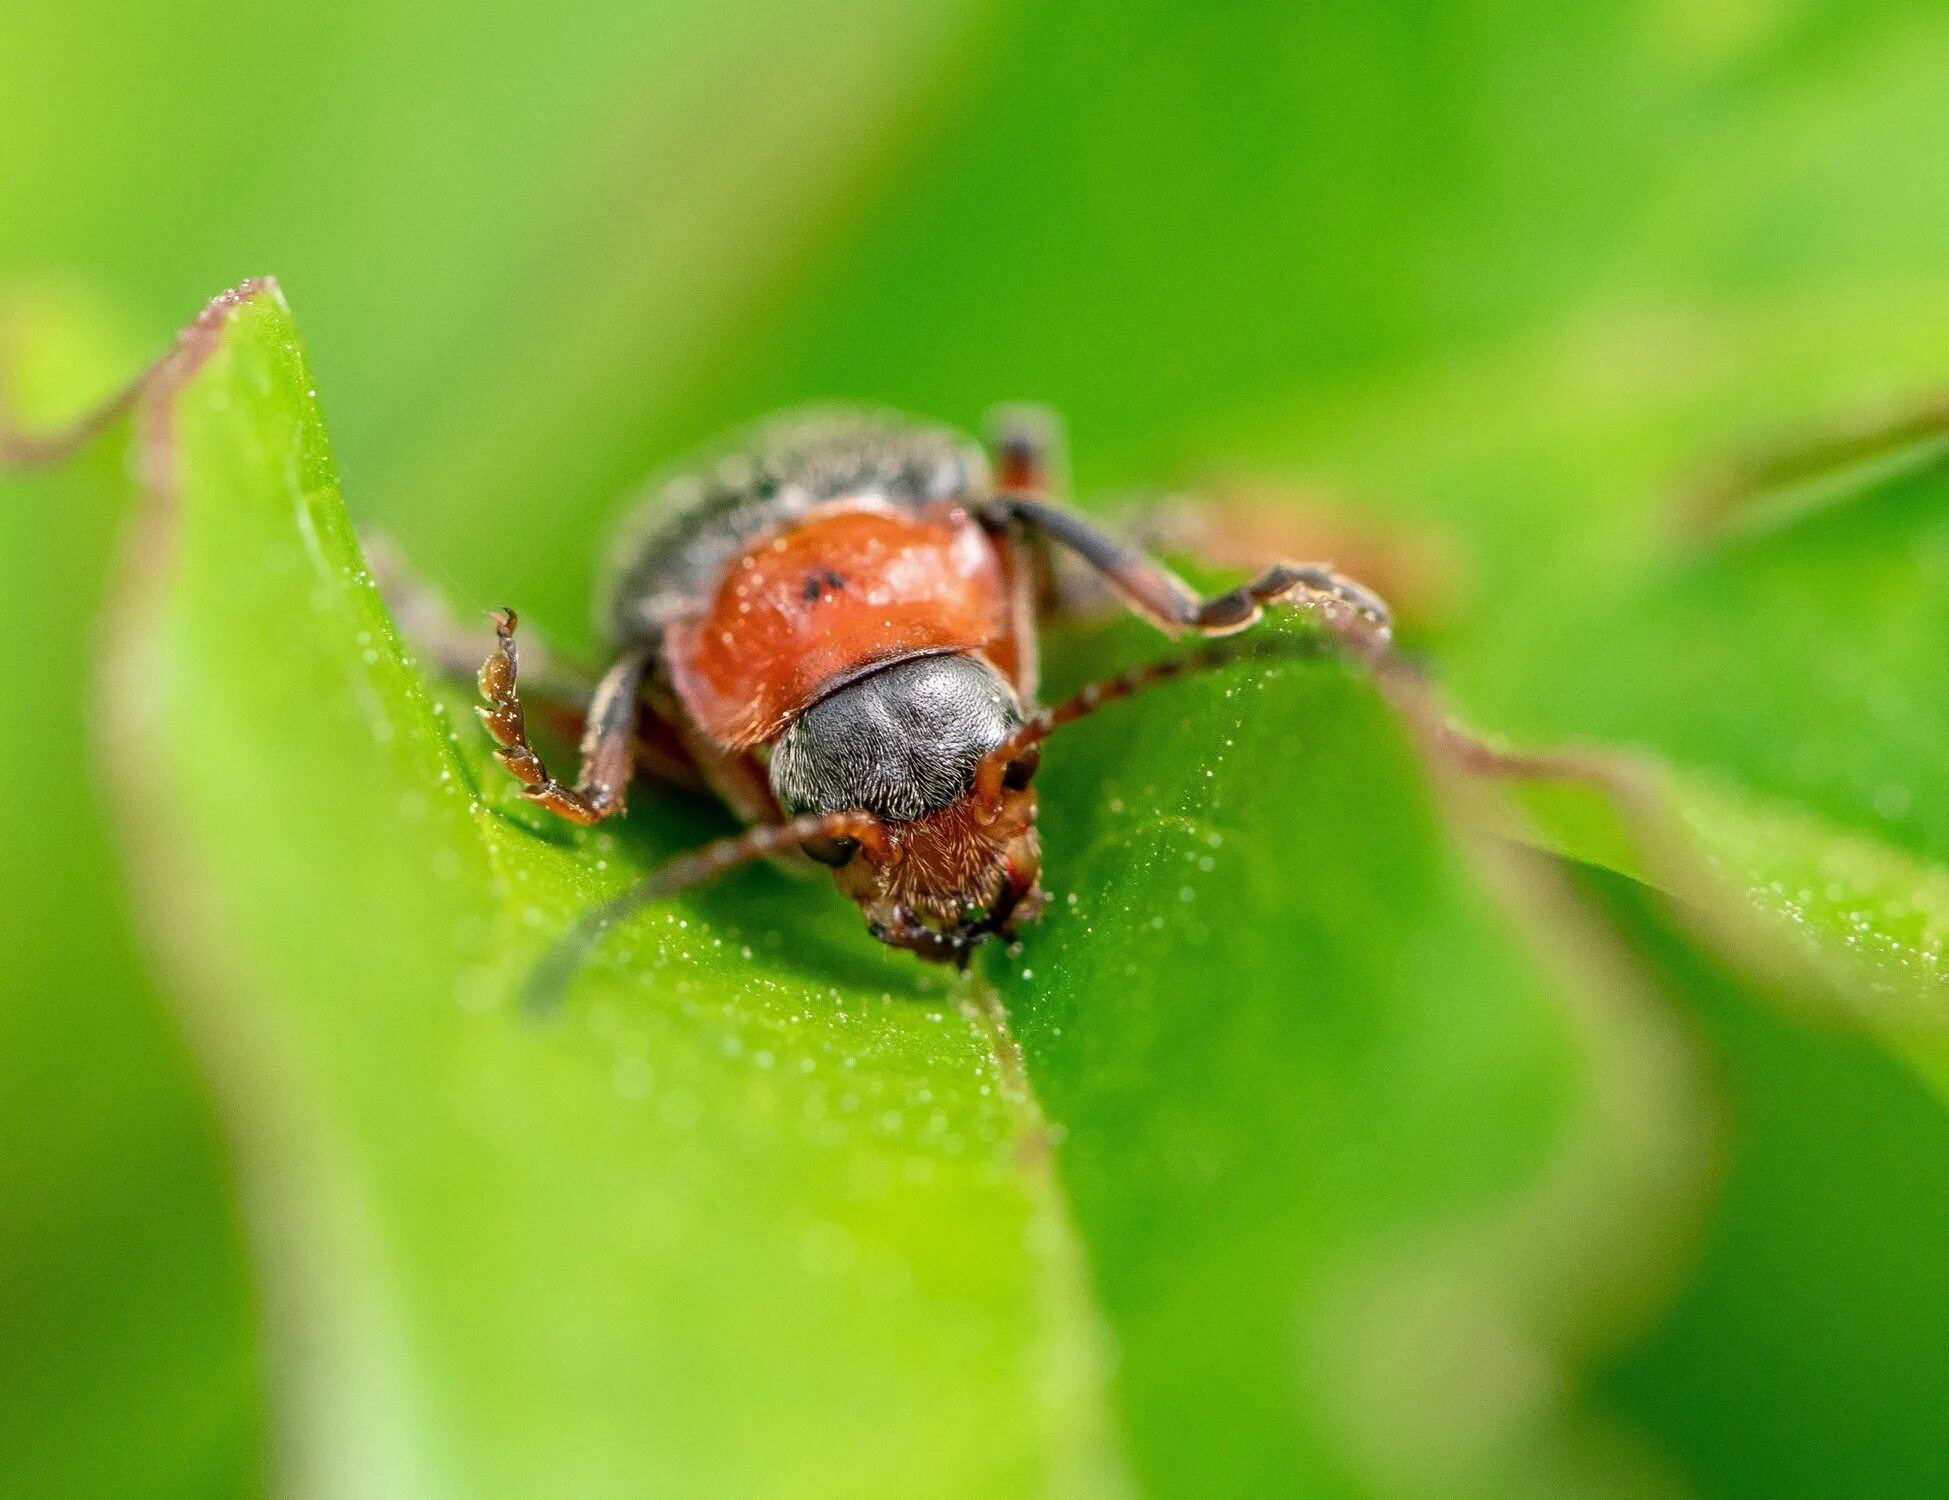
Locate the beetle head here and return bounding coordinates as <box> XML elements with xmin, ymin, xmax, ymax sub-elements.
<box><xmin>768</xmin><ymin>652</ymin><xmax>1043</xmax><ymax>957</ymax></box>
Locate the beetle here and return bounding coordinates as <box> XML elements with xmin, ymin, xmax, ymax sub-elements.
<box><xmin>427</xmin><ymin>406</ymin><xmax>1391</xmax><ymax>996</ymax></box>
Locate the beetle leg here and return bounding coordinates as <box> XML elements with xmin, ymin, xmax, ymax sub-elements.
<box><xmin>650</xmin><ymin>682</ymin><xmax>785</xmax><ymax>829</ymax></box>
<box><xmin>1035</xmin><ymin>491</ymin><xmax>1457</xmax><ymax>633</ymax></box>
<box><xmin>478</xmin><ymin>609</ymin><xmax>651</xmax><ymax>826</ymax></box>
<box><xmin>983</xmin><ymin>403</ymin><xmax>1069</xmax><ymax>496</ymax></box>
<box><xmin>527</xmin><ymin>810</ymin><xmax>889</xmax><ymax>1011</ymax></box>
<box><xmin>365</xmin><ymin>532</ymin><xmax>701</xmax><ymax>790</ymax></box>
<box><xmin>971</xmin><ymin>421</ymin><xmax>1050</xmax><ymax>706</ymax></box>
<box><xmin>363</xmin><ymin>529</ymin><xmax>592</xmax><ymax>699</ymax></box>
<box><xmin>977</xmin><ymin>495</ymin><xmax>1392</xmax><ymax>659</ymax></box>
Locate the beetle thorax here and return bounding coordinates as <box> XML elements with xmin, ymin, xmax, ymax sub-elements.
<box><xmin>767</xmin><ymin>653</ymin><xmax>1021</xmax><ymax>823</ymax></box>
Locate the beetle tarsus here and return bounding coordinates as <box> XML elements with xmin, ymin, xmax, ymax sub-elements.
<box><xmin>476</xmin><ymin>607</ymin><xmax>641</xmax><ymax>827</ymax></box>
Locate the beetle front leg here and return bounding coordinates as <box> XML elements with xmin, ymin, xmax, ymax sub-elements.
<box><xmin>365</xmin><ymin>529</ymin><xmax>591</xmax><ymax>698</ymax></box>
<box><xmin>478</xmin><ymin>609</ymin><xmax>650</xmax><ymax>826</ymax></box>
<box><xmin>978</xmin><ymin>495</ymin><xmax>1392</xmax><ymax>658</ymax></box>
<box><xmin>984</xmin><ymin>403</ymin><xmax>1068</xmax><ymax>496</ymax></box>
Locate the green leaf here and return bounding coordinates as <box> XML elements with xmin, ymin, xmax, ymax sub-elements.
<box><xmin>1001</xmin><ymin>629</ymin><xmax>1709</xmax><ymax>1497</ymax></box>
<box><xmin>0</xmin><ymin>292</ymin><xmax>262</xmax><ymax>1499</ymax></box>
<box><xmin>1173</xmin><ymin>225</ymin><xmax>1949</xmax><ymax>1099</ymax></box>
<box><xmin>1463</xmin><ymin>450</ymin><xmax>1949</xmax><ymax>1095</ymax></box>
<box><xmin>86</xmin><ymin>284</ymin><xmax>1122</xmax><ymax>1496</ymax></box>
<box><xmin>1594</xmin><ymin>872</ymin><xmax>1949</xmax><ymax>1500</ymax></box>
<box><xmin>24</xmin><ymin>285</ymin><xmax>1709</xmax><ymax>1497</ymax></box>
<box><xmin>2</xmin><ymin>6</ymin><xmax>985</xmax><ymax>1489</ymax></box>
<box><xmin>18</xmin><ymin>5</ymin><xmax>1949</xmax><ymax>1496</ymax></box>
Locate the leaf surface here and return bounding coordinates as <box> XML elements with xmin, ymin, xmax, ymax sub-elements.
<box><xmin>85</xmin><ymin>286</ymin><xmax>1117</xmax><ymax>1498</ymax></box>
<box><xmin>25</xmin><ymin>285</ymin><xmax>1709</xmax><ymax>1498</ymax></box>
<box><xmin>999</xmin><ymin>627</ymin><xmax>1708</xmax><ymax>1496</ymax></box>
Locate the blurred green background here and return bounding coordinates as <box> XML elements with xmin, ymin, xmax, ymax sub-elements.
<box><xmin>7</xmin><ymin>1</ymin><xmax>1949</xmax><ymax>1497</ymax></box>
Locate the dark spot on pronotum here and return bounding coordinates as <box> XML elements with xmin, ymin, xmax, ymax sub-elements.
<box><xmin>802</xmin><ymin>574</ymin><xmax>822</xmax><ymax>602</ymax></box>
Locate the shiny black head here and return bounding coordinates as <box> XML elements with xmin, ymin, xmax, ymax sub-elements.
<box><xmin>769</xmin><ymin>653</ymin><xmax>1023</xmax><ymax>824</ymax></box>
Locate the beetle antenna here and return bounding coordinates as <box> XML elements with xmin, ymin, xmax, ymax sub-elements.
<box><xmin>993</xmin><ymin>632</ymin><xmax>1335</xmax><ymax>767</ymax></box>
<box><xmin>526</xmin><ymin>810</ymin><xmax>887</xmax><ymax>1015</ymax></box>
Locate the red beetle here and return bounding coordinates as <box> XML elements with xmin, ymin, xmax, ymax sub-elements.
<box><xmin>441</xmin><ymin>407</ymin><xmax>1389</xmax><ymax>996</ymax></box>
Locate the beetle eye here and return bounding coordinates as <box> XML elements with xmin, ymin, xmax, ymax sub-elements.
<box><xmin>803</xmin><ymin>834</ymin><xmax>860</xmax><ymax>867</ymax></box>
<box><xmin>1000</xmin><ymin>746</ymin><xmax>1041</xmax><ymax>790</ymax></box>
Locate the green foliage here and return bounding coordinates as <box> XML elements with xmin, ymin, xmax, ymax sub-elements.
<box><xmin>1486</xmin><ymin>456</ymin><xmax>1949</xmax><ymax>1070</ymax></box>
<box><xmin>5</xmin><ymin>287</ymin><xmax>1704</xmax><ymax>1497</ymax></box>
<box><xmin>1001</xmin><ymin>633</ymin><xmax>1706</xmax><ymax>1497</ymax></box>
<box><xmin>60</xmin><ymin>289</ymin><xmax>1102</xmax><ymax>1497</ymax></box>
<box><xmin>0</xmin><ymin>300</ymin><xmax>262</xmax><ymax>1500</ymax></box>
<box><xmin>1597</xmin><ymin>875</ymin><xmax>1949</xmax><ymax>1500</ymax></box>
<box><xmin>8</xmin><ymin>2</ymin><xmax>1949</xmax><ymax>1497</ymax></box>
